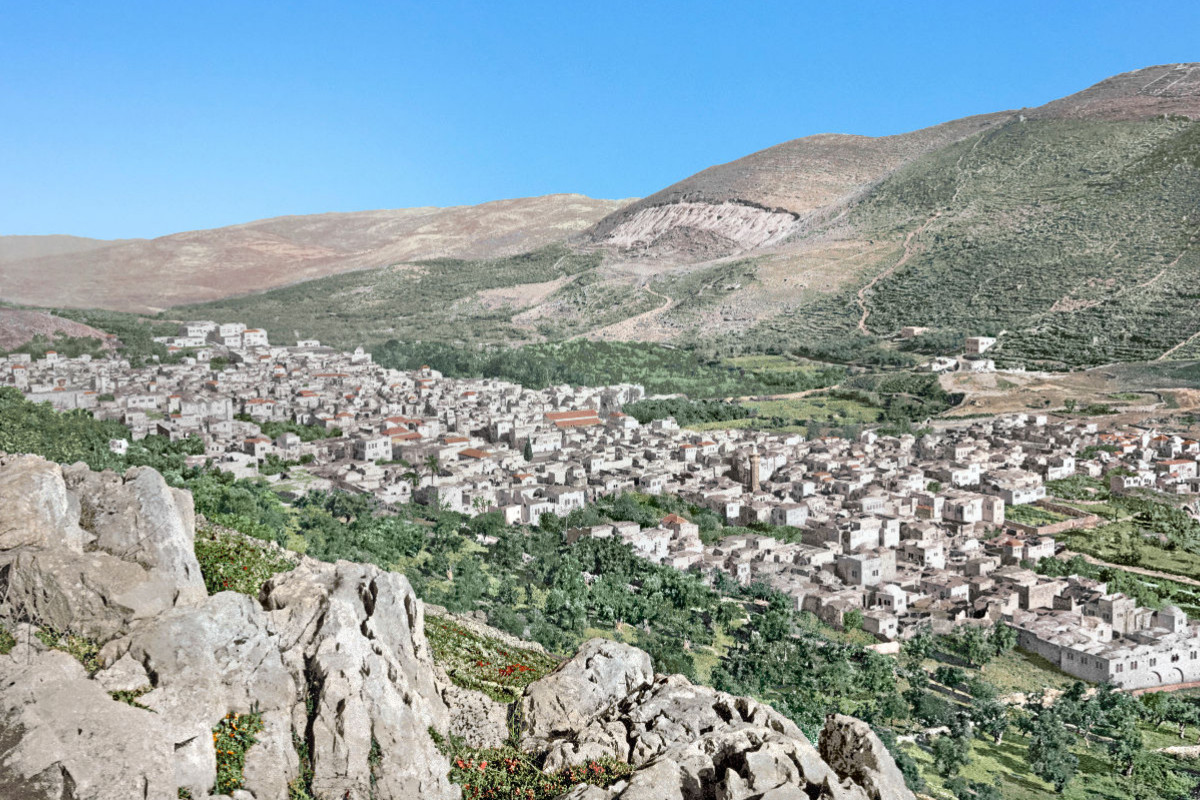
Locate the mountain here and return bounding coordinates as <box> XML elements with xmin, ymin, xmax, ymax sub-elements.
<box><xmin>588</xmin><ymin>111</ymin><xmax>1014</xmax><ymax>259</ymax></box>
<box><xmin>0</xmin><ymin>194</ymin><xmax>629</xmax><ymax>312</ymax></box>
<box><xmin>6</xmin><ymin>65</ymin><xmax>1200</xmax><ymax>369</ymax></box>
<box><xmin>0</xmin><ymin>453</ymin><xmax>915</xmax><ymax>800</ymax></box>
<box><xmin>0</xmin><ymin>234</ymin><xmax>139</xmax><ymax>264</ymax></box>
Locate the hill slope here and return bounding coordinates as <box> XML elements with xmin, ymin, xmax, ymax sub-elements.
<box><xmin>0</xmin><ymin>194</ymin><xmax>629</xmax><ymax>312</ymax></box>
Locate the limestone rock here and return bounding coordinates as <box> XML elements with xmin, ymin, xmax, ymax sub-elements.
<box><xmin>521</xmin><ymin>638</ymin><xmax>653</xmax><ymax>751</ymax></box>
<box><xmin>0</xmin><ymin>650</ymin><xmax>175</xmax><ymax>800</ymax></box>
<box><xmin>819</xmin><ymin>715</ymin><xmax>916</xmax><ymax>800</ymax></box>
<box><xmin>263</xmin><ymin>560</ymin><xmax>458</xmax><ymax>800</ymax></box>
<box><xmin>526</xmin><ymin>645</ymin><xmax>914</xmax><ymax>800</ymax></box>
<box><xmin>439</xmin><ymin>670</ymin><xmax>512</xmax><ymax>750</ymax></box>
<box><xmin>110</xmin><ymin>591</ymin><xmax>298</xmax><ymax>800</ymax></box>
<box><xmin>93</xmin><ymin>652</ymin><xmax>151</xmax><ymax>694</ymax></box>
<box><xmin>1</xmin><ymin>547</ymin><xmax>181</xmax><ymax>640</ymax></box>
<box><xmin>64</xmin><ymin>463</ymin><xmax>206</xmax><ymax>605</ymax></box>
<box><xmin>0</xmin><ymin>455</ymin><xmax>86</xmax><ymax>552</ymax></box>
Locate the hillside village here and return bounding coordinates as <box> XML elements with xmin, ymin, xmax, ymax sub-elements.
<box><xmin>7</xmin><ymin>319</ymin><xmax>1200</xmax><ymax>693</ymax></box>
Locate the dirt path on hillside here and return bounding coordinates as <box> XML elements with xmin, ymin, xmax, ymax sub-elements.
<box><xmin>582</xmin><ymin>285</ymin><xmax>673</xmax><ymax>341</ymax></box>
<box><xmin>855</xmin><ymin>213</ymin><xmax>940</xmax><ymax>334</ymax></box>
<box><xmin>1060</xmin><ymin>549</ymin><xmax>1200</xmax><ymax>588</ymax></box>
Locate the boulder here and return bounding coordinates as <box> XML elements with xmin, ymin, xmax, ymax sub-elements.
<box><xmin>0</xmin><ymin>455</ymin><xmax>86</xmax><ymax>553</ymax></box>
<box><xmin>521</xmin><ymin>638</ymin><xmax>653</xmax><ymax>751</ymax></box>
<box><xmin>109</xmin><ymin>591</ymin><xmax>298</xmax><ymax>800</ymax></box>
<box><xmin>819</xmin><ymin>715</ymin><xmax>916</xmax><ymax>800</ymax></box>
<box><xmin>64</xmin><ymin>464</ymin><xmax>206</xmax><ymax>605</ymax></box>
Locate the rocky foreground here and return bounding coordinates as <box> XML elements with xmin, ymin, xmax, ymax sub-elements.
<box><xmin>0</xmin><ymin>454</ymin><xmax>914</xmax><ymax>800</ymax></box>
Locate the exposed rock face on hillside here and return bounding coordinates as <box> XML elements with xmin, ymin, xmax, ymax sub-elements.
<box><xmin>0</xmin><ymin>455</ymin><xmax>914</xmax><ymax>800</ymax></box>
<box><xmin>597</xmin><ymin>201</ymin><xmax>800</xmax><ymax>261</ymax></box>
<box><xmin>589</xmin><ymin>112</ymin><xmax>1012</xmax><ymax>258</ymax></box>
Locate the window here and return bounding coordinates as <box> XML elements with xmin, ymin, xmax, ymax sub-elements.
<box><xmin>1150</xmin><ymin>658</ymin><xmax>1158</xmax><ymax>667</ymax></box>
<box><xmin>1172</xmin><ymin>654</ymin><xmax>1181</xmax><ymax>663</ymax></box>
<box><xmin>1116</xmin><ymin>664</ymin><xmax>1124</xmax><ymax>673</ymax></box>
<box><xmin>1131</xmin><ymin>661</ymin><xmax>1138</xmax><ymax>670</ymax></box>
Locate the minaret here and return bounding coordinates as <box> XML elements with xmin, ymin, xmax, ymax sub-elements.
<box><xmin>749</xmin><ymin>451</ymin><xmax>761</xmax><ymax>493</ymax></box>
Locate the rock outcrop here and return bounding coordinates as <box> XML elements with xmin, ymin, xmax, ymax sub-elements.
<box><xmin>0</xmin><ymin>456</ymin><xmax>456</xmax><ymax>800</ymax></box>
<box><xmin>518</xmin><ymin>642</ymin><xmax>915</xmax><ymax>800</ymax></box>
<box><xmin>0</xmin><ymin>455</ymin><xmax>915</xmax><ymax>800</ymax></box>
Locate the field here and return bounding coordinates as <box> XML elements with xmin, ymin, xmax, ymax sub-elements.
<box><xmin>1005</xmin><ymin>504</ymin><xmax>1070</xmax><ymax>527</ymax></box>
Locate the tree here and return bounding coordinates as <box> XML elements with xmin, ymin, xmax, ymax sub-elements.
<box><xmin>970</xmin><ymin>696</ymin><xmax>1009</xmax><ymax>744</ymax></box>
<box><xmin>934</xmin><ymin>665</ymin><xmax>967</xmax><ymax>689</ymax></box>
<box><xmin>842</xmin><ymin>609</ymin><xmax>864</xmax><ymax>631</ymax></box>
<box><xmin>1108</xmin><ymin>718</ymin><xmax>1143</xmax><ymax>776</ymax></box>
<box><xmin>988</xmin><ymin>622</ymin><xmax>1017</xmax><ymax>655</ymax></box>
<box><xmin>932</xmin><ymin>732</ymin><xmax>971</xmax><ymax>778</ymax></box>
<box><xmin>522</xmin><ymin>439</ymin><xmax>533</xmax><ymax>462</ymax></box>
<box><xmin>947</xmin><ymin>777</ymin><xmax>1003</xmax><ymax>800</ymax></box>
<box><xmin>1027</xmin><ymin>710</ymin><xmax>1078</xmax><ymax>791</ymax></box>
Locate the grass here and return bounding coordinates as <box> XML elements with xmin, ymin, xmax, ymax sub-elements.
<box><xmin>921</xmin><ymin>647</ymin><xmax>1082</xmax><ymax>699</ymax></box>
<box><xmin>0</xmin><ymin>624</ymin><xmax>14</xmax><ymax>655</ymax></box>
<box><xmin>1005</xmin><ymin>504</ymin><xmax>1069</xmax><ymax>527</ymax></box>
<box><xmin>178</xmin><ymin>244</ymin><xmax>605</xmax><ymax>349</ymax></box>
<box><xmin>686</xmin><ymin>392</ymin><xmax>885</xmax><ymax>436</ymax></box>
<box><xmin>1056</xmin><ymin>522</ymin><xmax>1200</xmax><ymax>586</ymax></box>
<box><xmin>902</xmin><ymin>731</ymin><xmax>1138</xmax><ymax>800</ymax></box>
<box><xmin>425</xmin><ymin>615</ymin><xmax>560</xmax><ymax>703</ymax></box>
<box><xmin>35</xmin><ymin>627</ymin><xmax>102</xmax><ymax>675</ymax></box>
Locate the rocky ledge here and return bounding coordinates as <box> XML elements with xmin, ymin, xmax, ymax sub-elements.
<box><xmin>0</xmin><ymin>455</ymin><xmax>914</xmax><ymax>800</ymax></box>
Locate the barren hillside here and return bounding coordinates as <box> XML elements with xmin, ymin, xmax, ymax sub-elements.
<box><xmin>0</xmin><ymin>194</ymin><xmax>629</xmax><ymax>312</ymax></box>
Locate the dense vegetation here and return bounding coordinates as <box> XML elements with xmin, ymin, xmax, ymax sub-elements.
<box><xmin>622</xmin><ymin>397</ymin><xmax>756</xmax><ymax>426</ymax></box>
<box><xmin>373</xmin><ymin>339</ymin><xmax>844</xmax><ymax>398</ymax></box>
<box><xmin>0</xmin><ymin>331</ymin><xmax>108</xmax><ymax>360</ymax></box>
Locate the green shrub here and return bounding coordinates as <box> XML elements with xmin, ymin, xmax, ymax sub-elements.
<box><xmin>431</xmin><ymin>729</ymin><xmax>633</xmax><ymax>800</ymax></box>
<box><xmin>425</xmin><ymin>616</ymin><xmax>560</xmax><ymax>703</ymax></box>
<box><xmin>194</xmin><ymin>527</ymin><xmax>296</xmax><ymax>595</ymax></box>
<box><xmin>110</xmin><ymin>687</ymin><xmax>152</xmax><ymax>709</ymax></box>
<box><xmin>0</xmin><ymin>624</ymin><xmax>15</xmax><ymax>655</ymax></box>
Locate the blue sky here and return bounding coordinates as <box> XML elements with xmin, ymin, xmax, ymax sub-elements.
<box><xmin>2</xmin><ymin>1</ymin><xmax>1197</xmax><ymax>239</ymax></box>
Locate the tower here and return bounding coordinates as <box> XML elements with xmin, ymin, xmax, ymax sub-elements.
<box><xmin>748</xmin><ymin>452</ymin><xmax>761</xmax><ymax>493</ymax></box>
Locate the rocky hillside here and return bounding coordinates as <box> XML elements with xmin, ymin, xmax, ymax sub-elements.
<box><xmin>0</xmin><ymin>195</ymin><xmax>629</xmax><ymax>312</ymax></box>
<box><xmin>0</xmin><ymin>454</ymin><xmax>915</xmax><ymax>800</ymax></box>
<box><xmin>588</xmin><ymin>112</ymin><xmax>1011</xmax><ymax>260</ymax></box>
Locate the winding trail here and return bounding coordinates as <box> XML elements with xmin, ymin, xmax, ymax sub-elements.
<box><xmin>855</xmin><ymin>213</ymin><xmax>941</xmax><ymax>333</ymax></box>
<box><xmin>582</xmin><ymin>285</ymin><xmax>673</xmax><ymax>341</ymax></box>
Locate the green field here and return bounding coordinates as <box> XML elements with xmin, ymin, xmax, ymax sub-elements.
<box><xmin>1006</xmin><ymin>504</ymin><xmax>1070</xmax><ymax>527</ymax></box>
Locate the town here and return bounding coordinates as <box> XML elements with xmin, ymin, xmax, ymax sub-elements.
<box><xmin>7</xmin><ymin>319</ymin><xmax>1200</xmax><ymax>692</ymax></box>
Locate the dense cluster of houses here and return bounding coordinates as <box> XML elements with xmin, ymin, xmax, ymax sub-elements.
<box><xmin>6</xmin><ymin>319</ymin><xmax>1200</xmax><ymax>689</ymax></box>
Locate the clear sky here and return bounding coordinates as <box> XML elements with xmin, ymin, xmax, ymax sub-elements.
<box><xmin>2</xmin><ymin>1</ymin><xmax>1197</xmax><ymax>239</ymax></box>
